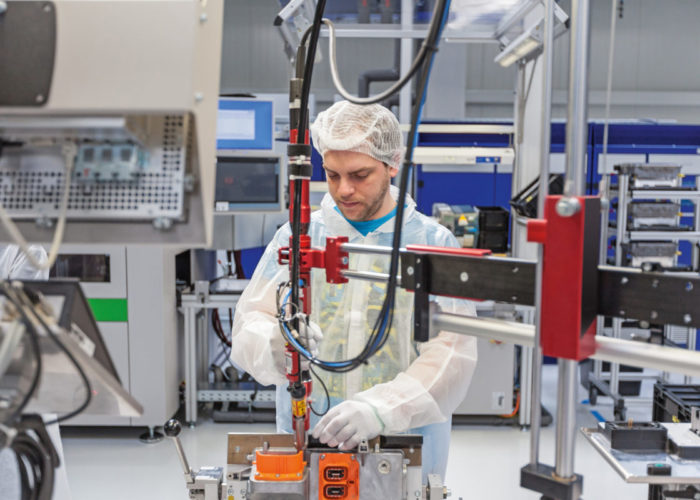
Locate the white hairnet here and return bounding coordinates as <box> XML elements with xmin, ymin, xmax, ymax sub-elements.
<box><xmin>310</xmin><ymin>101</ymin><xmax>403</xmax><ymax>169</ymax></box>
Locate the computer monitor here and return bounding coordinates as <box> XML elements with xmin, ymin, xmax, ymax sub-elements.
<box><xmin>214</xmin><ymin>152</ymin><xmax>284</xmax><ymax>213</ymax></box>
<box><xmin>217</xmin><ymin>98</ymin><xmax>275</xmax><ymax>151</ymax></box>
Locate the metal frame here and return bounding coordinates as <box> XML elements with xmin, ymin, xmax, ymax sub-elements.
<box><xmin>581</xmin><ymin>424</ymin><xmax>700</xmax><ymax>485</ymax></box>
<box><xmin>180</xmin><ymin>290</ymin><xmax>274</xmax><ymax>425</ymax></box>
<box><xmin>430</xmin><ymin>313</ymin><xmax>700</xmax><ymax>379</ymax></box>
<box><xmin>592</xmin><ymin>166</ymin><xmax>700</xmax><ymax>419</ymax></box>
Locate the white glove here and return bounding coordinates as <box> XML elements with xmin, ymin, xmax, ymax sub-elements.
<box><xmin>299</xmin><ymin>321</ymin><xmax>323</xmax><ymax>371</ymax></box>
<box><xmin>312</xmin><ymin>400</ymin><xmax>384</xmax><ymax>451</ymax></box>
<box><xmin>302</xmin><ymin>321</ymin><xmax>323</xmax><ymax>357</ymax></box>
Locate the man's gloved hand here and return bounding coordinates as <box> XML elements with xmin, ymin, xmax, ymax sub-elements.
<box><xmin>312</xmin><ymin>400</ymin><xmax>384</xmax><ymax>451</ymax></box>
<box><xmin>300</xmin><ymin>321</ymin><xmax>323</xmax><ymax>371</ymax></box>
<box><xmin>304</xmin><ymin>321</ymin><xmax>323</xmax><ymax>357</ymax></box>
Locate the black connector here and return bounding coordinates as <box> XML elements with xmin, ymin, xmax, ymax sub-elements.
<box><xmin>323</xmin><ymin>466</ymin><xmax>347</xmax><ymax>481</ymax></box>
<box><xmin>323</xmin><ymin>484</ymin><xmax>347</xmax><ymax>498</ymax></box>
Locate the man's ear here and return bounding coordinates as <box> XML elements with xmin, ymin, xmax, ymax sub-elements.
<box><xmin>388</xmin><ymin>165</ymin><xmax>399</xmax><ymax>179</ymax></box>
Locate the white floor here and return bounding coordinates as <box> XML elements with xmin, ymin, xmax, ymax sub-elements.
<box><xmin>54</xmin><ymin>365</ymin><xmax>668</xmax><ymax>499</ymax></box>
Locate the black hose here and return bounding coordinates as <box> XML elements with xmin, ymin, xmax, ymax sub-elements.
<box><xmin>280</xmin><ymin>0</ymin><xmax>449</xmax><ymax>373</ymax></box>
<box><xmin>296</xmin><ymin>0</ymin><xmax>328</xmax><ymax>142</ymax></box>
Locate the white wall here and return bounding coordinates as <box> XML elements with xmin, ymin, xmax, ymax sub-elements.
<box><xmin>221</xmin><ymin>0</ymin><xmax>700</xmax><ymax>122</ymax></box>
<box><xmin>465</xmin><ymin>0</ymin><xmax>700</xmax><ymax>122</ymax></box>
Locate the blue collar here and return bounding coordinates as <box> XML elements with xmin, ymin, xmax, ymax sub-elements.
<box><xmin>334</xmin><ymin>205</ymin><xmax>397</xmax><ymax>236</ymax></box>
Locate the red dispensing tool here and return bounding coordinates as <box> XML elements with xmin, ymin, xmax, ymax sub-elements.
<box><xmin>280</xmin><ymin>72</ymin><xmax>350</xmax><ymax>450</ymax></box>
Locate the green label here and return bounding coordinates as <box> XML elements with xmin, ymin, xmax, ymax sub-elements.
<box><xmin>87</xmin><ymin>298</ymin><xmax>128</xmax><ymax>322</ymax></box>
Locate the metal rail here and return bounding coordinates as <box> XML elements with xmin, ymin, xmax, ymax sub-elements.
<box><xmin>432</xmin><ymin>312</ymin><xmax>700</xmax><ymax>378</ymax></box>
<box><xmin>530</xmin><ymin>0</ymin><xmax>556</xmax><ymax>467</ymax></box>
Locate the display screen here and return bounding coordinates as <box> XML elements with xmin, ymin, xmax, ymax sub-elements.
<box><xmin>215</xmin><ymin>157</ymin><xmax>279</xmax><ymax>210</ymax></box>
<box><xmin>50</xmin><ymin>254</ymin><xmax>111</xmax><ymax>283</ymax></box>
<box><xmin>216</xmin><ymin>98</ymin><xmax>273</xmax><ymax>150</ymax></box>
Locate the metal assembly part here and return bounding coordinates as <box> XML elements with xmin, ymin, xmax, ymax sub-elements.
<box><xmin>555</xmin><ymin>197</ymin><xmax>581</xmax><ymax>217</ymax></box>
<box><xmin>520</xmin><ymin>463</ymin><xmax>583</xmax><ymax>500</ymax></box>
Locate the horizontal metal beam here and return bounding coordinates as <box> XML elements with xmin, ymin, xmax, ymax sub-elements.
<box><xmin>342</xmin><ymin>243</ymin><xmax>392</xmax><ymax>256</ymax></box>
<box><xmin>318</xmin><ymin>24</ymin><xmax>496</xmax><ymax>41</ymax></box>
<box><xmin>599</xmin><ymin>265</ymin><xmax>700</xmax><ymax>328</ymax></box>
<box><xmin>630</xmin><ymin>189</ymin><xmax>700</xmax><ymax>200</ymax></box>
<box><xmin>198</xmin><ymin>389</ymin><xmax>276</xmax><ymax>403</ymax></box>
<box><xmin>629</xmin><ymin>231</ymin><xmax>700</xmax><ymax>242</ymax></box>
<box><xmin>465</xmin><ymin>89</ymin><xmax>700</xmax><ymax>107</ymax></box>
<box><xmin>401</xmin><ymin>252</ymin><xmax>536</xmax><ymax>305</ymax></box>
<box><xmin>433</xmin><ymin>312</ymin><xmax>700</xmax><ymax>378</ymax></box>
<box><xmin>411</xmin><ymin>146</ymin><xmax>515</xmax><ymax>166</ymax></box>
<box><xmin>341</xmin><ymin>269</ymin><xmax>398</xmax><ymax>285</ymax></box>
<box><xmin>398</xmin><ymin>123</ymin><xmax>515</xmax><ymax>134</ymax></box>
<box><xmin>342</xmin><ymin>245</ymin><xmax>700</xmax><ymax>328</ymax></box>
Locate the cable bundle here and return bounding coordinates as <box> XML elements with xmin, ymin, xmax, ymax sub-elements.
<box><xmin>279</xmin><ymin>0</ymin><xmax>452</xmax><ymax>372</ymax></box>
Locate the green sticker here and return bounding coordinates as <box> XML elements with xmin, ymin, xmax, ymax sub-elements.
<box><xmin>87</xmin><ymin>298</ymin><xmax>128</xmax><ymax>322</ymax></box>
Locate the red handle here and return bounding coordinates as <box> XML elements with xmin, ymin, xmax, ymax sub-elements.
<box><xmin>405</xmin><ymin>245</ymin><xmax>492</xmax><ymax>257</ymax></box>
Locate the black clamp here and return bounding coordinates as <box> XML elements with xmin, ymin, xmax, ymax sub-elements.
<box><xmin>520</xmin><ymin>463</ymin><xmax>583</xmax><ymax>500</ymax></box>
<box><xmin>410</xmin><ymin>252</ymin><xmax>431</xmax><ymax>343</ymax></box>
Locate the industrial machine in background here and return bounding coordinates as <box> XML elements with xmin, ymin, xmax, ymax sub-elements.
<box><xmin>0</xmin><ymin>0</ymin><xmax>223</xmax><ymax>247</ymax></box>
<box><xmin>211</xmin><ymin>96</ymin><xmax>289</xmax><ymax>252</ymax></box>
<box><xmin>0</xmin><ymin>2</ymin><xmax>224</xmax><ymax>497</ymax></box>
<box><xmin>584</xmin><ymin>163</ymin><xmax>700</xmax><ymax>421</ymax></box>
<box><xmin>49</xmin><ymin>245</ymin><xmax>181</xmax><ymax>439</ymax></box>
<box><xmin>433</xmin><ymin>203</ymin><xmax>510</xmax><ymax>253</ymax></box>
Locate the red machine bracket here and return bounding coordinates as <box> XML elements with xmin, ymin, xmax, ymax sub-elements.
<box><xmin>278</xmin><ymin>236</ymin><xmax>349</xmax><ymax>314</ymax></box>
<box><xmin>527</xmin><ymin>195</ymin><xmax>601</xmax><ymax>361</ymax></box>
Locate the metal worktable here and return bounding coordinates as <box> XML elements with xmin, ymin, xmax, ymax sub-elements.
<box><xmin>582</xmin><ymin>423</ymin><xmax>700</xmax><ymax>485</ymax></box>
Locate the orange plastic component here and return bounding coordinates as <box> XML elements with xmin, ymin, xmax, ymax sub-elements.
<box><xmin>319</xmin><ymin>453</ymin><xmax>359</xmax><ymax>500</ymax></box>
<box><xmin>253</xmin><ymin>450</ymin><xmax>306</xmax><ymax>482</ymax></box>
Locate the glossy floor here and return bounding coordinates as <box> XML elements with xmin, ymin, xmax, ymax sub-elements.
<box><xmin>56</xmin><ymin>366</ymin><xmax>679</xmax><ymax>498</ymax></box>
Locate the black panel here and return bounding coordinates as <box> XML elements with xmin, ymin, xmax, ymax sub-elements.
<box><xmin>598</xmin><ymin>268</ymin><xmax>700</xmax><ymax>328</ymax></box>
<box><xmin>412</xmin><ymin>252</ymin><xmax>431</xmax><ymax>342</ymax></box>
<box><xmin>520</xmin><ymin>463</ymin><xmax>583</xmax><ymax>500</ymax></box>
<box><xmin>580</xmin><ymin>197</ymin><xmax>601</xmax><ymax>335</ymax></box>
<box><xmin>401</xmin><ymin>252</ymin><xmax>536</xmax><ymax>306</ymax></box>
<box><xmin>0</xmin><ymin>1</ymin><xmax>56</xmax><ymax>106</ymax></box>
<box><xmin>379</xmin><ymin>434</ymin><xmax>423</xmax><ymax>448</ymax></box>
<box><xmin>604</xmin><ymin>421</ymin><xmax>667</xmax><ymax>452</ymax></box>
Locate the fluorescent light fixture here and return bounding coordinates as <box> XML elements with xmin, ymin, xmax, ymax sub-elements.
<box><xmin>494</xmin><ymin>22</ymin><xmax>543</xmax><ymax>67</ymax></box>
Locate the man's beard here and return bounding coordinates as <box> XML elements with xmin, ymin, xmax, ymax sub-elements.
<box><xmin>344</xmin><ymin>176</ymin><xmax>391</xmax><ymax>221</ymax></box>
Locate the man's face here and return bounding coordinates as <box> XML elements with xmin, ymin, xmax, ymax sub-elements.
<box><xmin>323</xmin><ymin>150</ymin><xmax>398</xmax><ymax>221</ymax></box>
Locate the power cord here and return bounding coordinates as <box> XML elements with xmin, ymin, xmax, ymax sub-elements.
<box><xmin>0</xmin><ymin>142</ymin><xmax>76</xmax><ymax>271</ymax></box>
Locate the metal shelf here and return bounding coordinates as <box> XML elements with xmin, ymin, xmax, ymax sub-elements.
<box><xmin>629</xmin><ymin>231</ymin><xmax>700</xmax><ymax>241</ymax></box>
<box><xmin>319</xmin><ymin>24</ymin><xmax>432</xmax><ymax>39</ymax></box>
<box><xmin>593</xmin><ymin>168</ymin><xmax>700</xmax><ymax>417</ymax></box>
<box><xmin>198</xmin><ymin>383</ymin><xmax>276</xmax><ymax>403</ymax></box>
<box><xmin>610</xmin><ymin>188</ymin><xmax>700</xmax><ymax>200</ymax></box>
<box><xmin>631</xmin><ymin>189</ymin><xmax>700</xmax><ymax>199</ymax></box>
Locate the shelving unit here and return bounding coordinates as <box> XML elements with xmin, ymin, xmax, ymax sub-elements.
<box><xmin>587</xmin><ymin>164</ymin><xmax>700</xmax><ymax>420</ymax></box>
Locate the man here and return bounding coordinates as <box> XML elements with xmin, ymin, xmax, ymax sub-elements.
<box><xmin>231</xmin><ymin>101</ymin><xmax>477</xmax><ymax>481</ymax></box>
